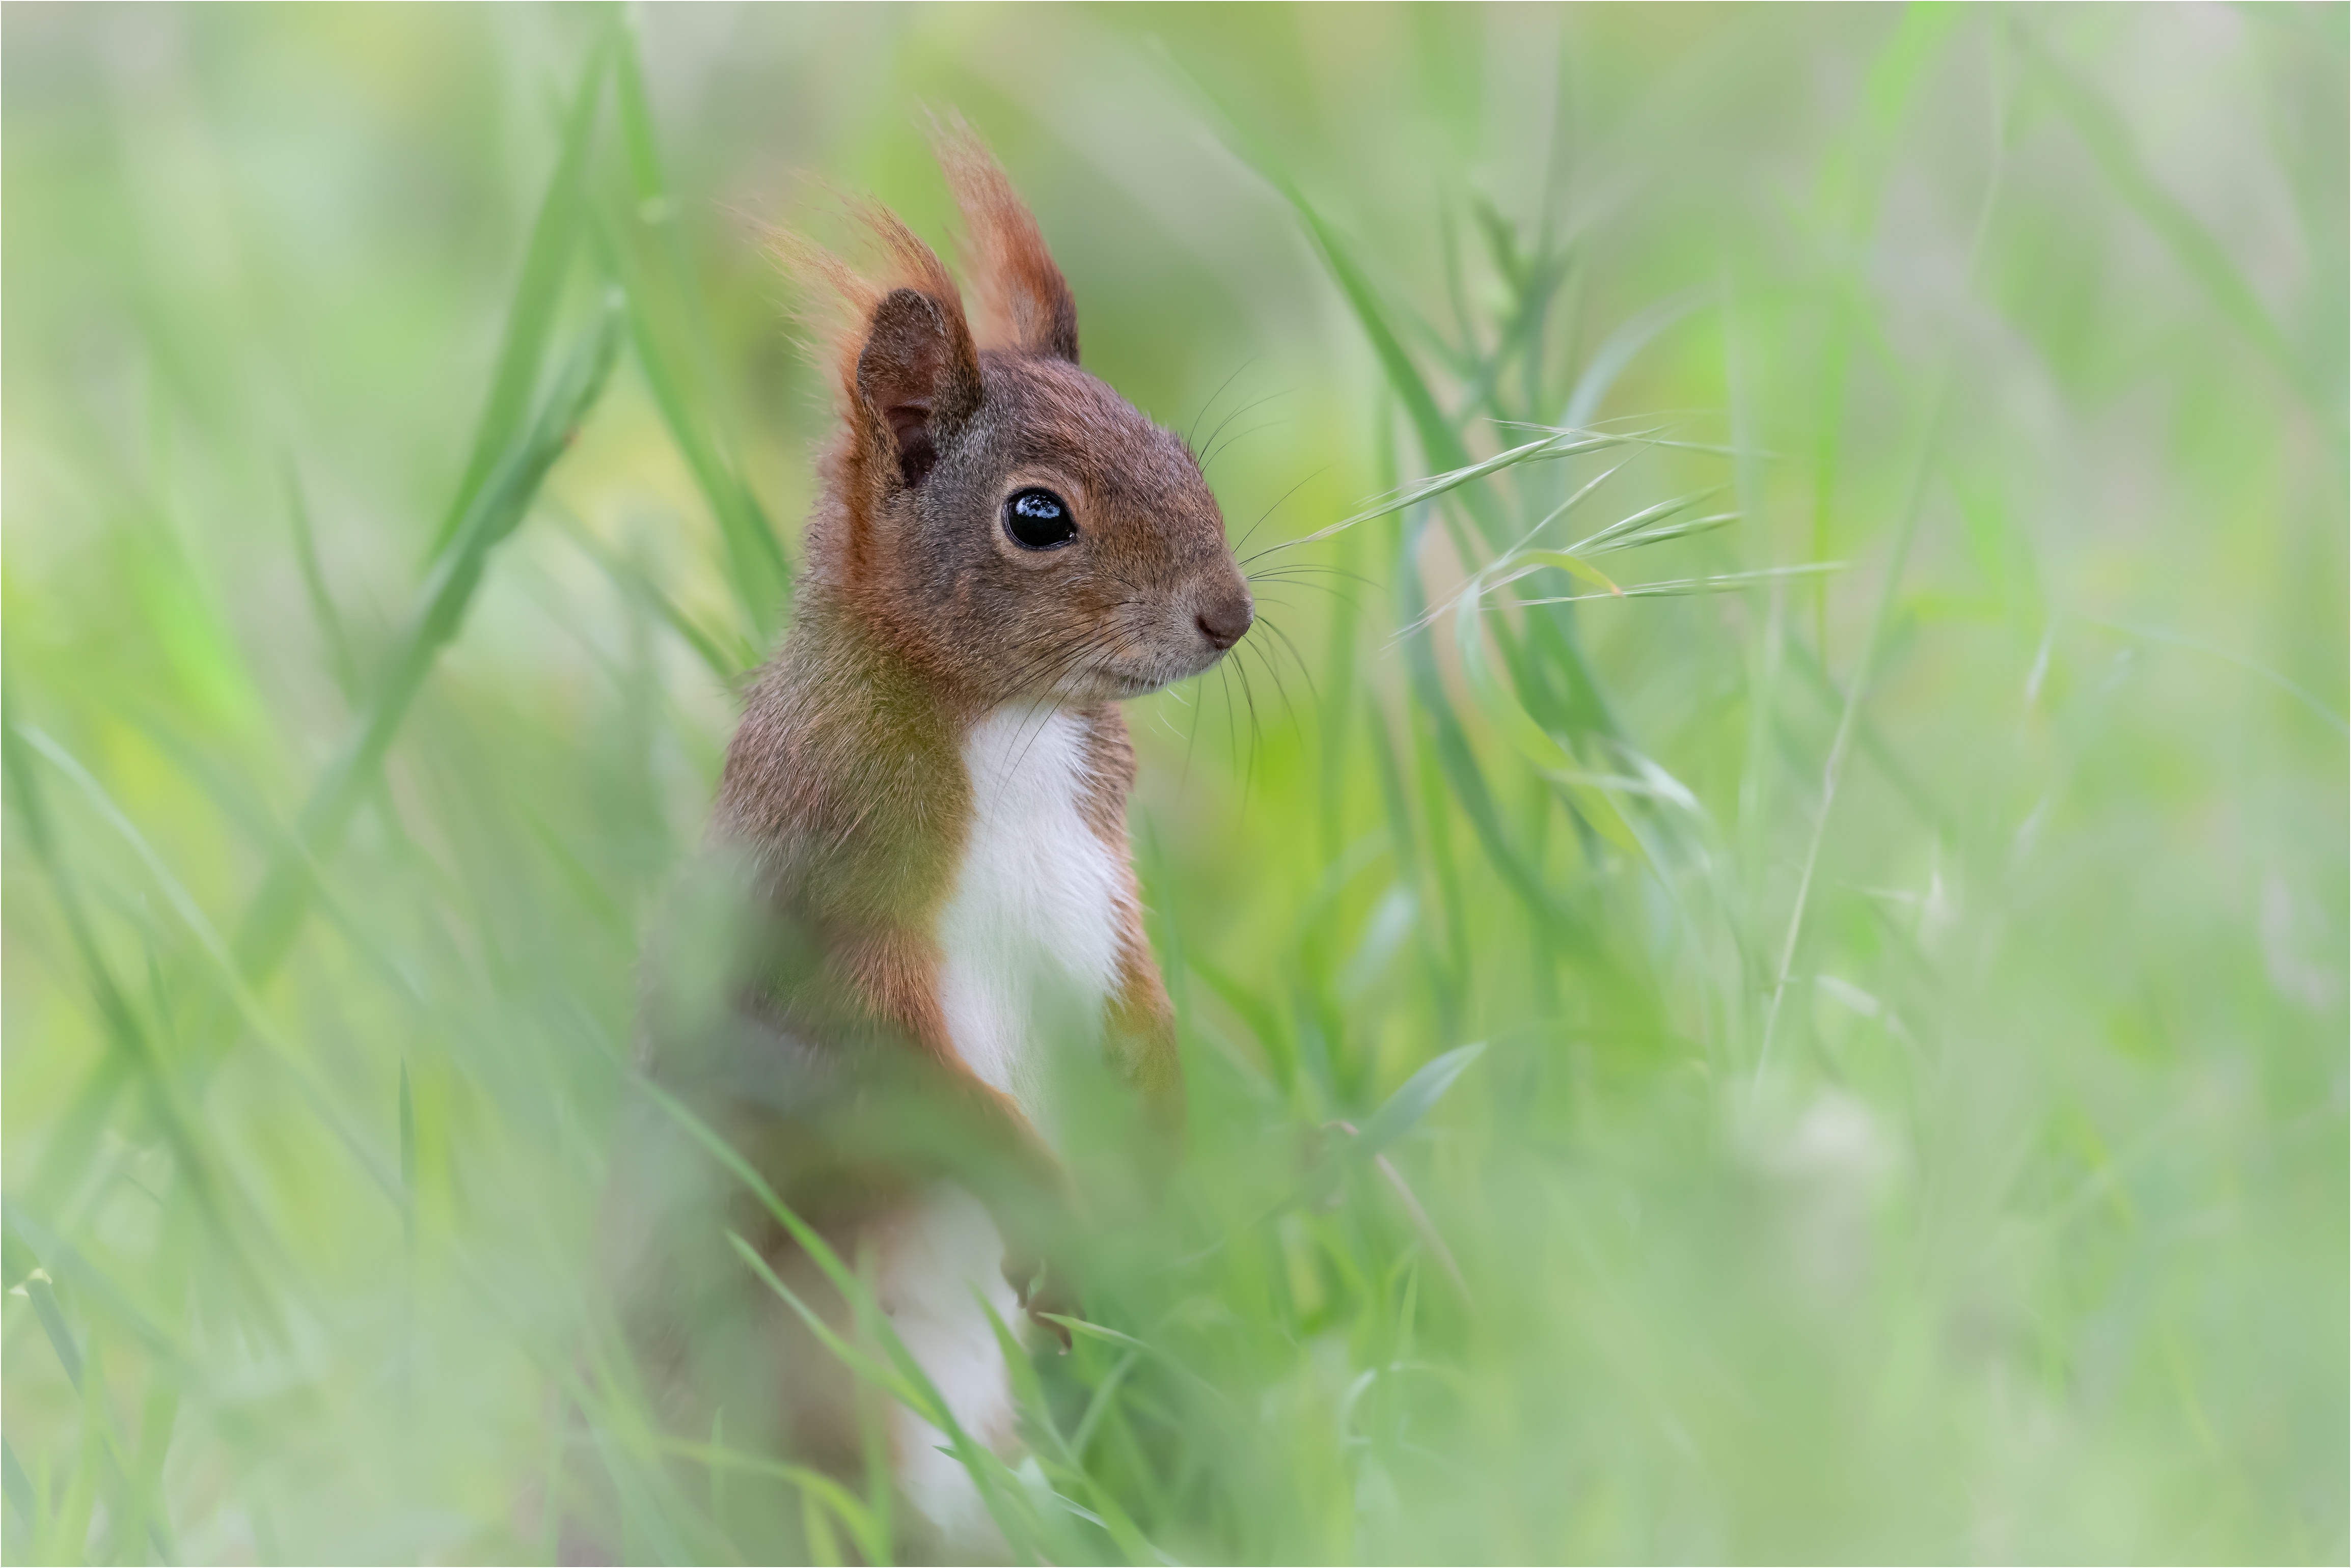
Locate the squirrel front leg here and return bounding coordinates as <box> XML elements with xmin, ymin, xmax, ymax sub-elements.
<box><xmin>834</xmin><ymin>924</ymin><xmax>1083</xmax><ymax>1342</ymax></box>
<box><xmin>1108</xmin><ymin>872</ymin><xmax>1185</xmax><ymax>1143</ymax></box>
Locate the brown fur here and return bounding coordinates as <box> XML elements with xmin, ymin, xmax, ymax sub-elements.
<box><xmin>612</xmin><ymin>131</ymin><xmax>1247</xmax><ymax>1554</ymax></box>
<box><xmin>717</xmin><ymin>142</ymin><xmax>1247</xmax><ymax>1112</ymax></box>
<box><xmin>1074</xmin><ymin>704</ymin><xmax>1184</xmax><ymax>1129</ymax></box>
<box><xmin>934</xmin><ymin>119</ymin><xmax>1081</xmax><ymax>363</ymax></box>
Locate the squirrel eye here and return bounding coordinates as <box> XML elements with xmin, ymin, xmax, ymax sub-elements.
<box><xmin>1003</xmin><ymin>487</ymin><xmax>1078</xmax><ymax>551</ymax></box>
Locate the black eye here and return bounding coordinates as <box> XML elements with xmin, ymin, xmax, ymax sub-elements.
<box><xmin>1003</xmin><ymin>487</ymin><xmax>1078</xmax><ymax>551</ymax></box>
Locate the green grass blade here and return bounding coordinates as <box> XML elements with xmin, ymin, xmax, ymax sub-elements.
<box><xmin>606</xmin><ymin>26</ymin><xmax>792</xmax><ymax>638</ymax></box>
<box><xmin>1349</xmin><ymin>1041</ymin><xmax>1486</xmax><ymax>1161</ymax></box>
<box><xmin>652</xmin><ymin>1436</ymin><xmax>885</xmax><ymax>1563</ymax></box>
<box><xmin>646</xmin><ymin>1080</ymin><xmax>1053</xmax><ymax>1556</ymax></box>
<box><xmin>2082</xmin><ymin>617</ymin><xmax>2349</xmax><ymax>737</ymax></box>
<box><xmin>1389</xmin><ymin>501</ymin><xmax>1594</xmax><ymax>932</ymax></box>
<box><xmin>1756</xmin><ymin>367</ymin><xmax>1952</xmax><ymax>1085</ymax></box>
<box><xmin>3</xmin><ymin>1206</ymin><xmax>200</xmax><ymax>1379</ymax></box>
<box><xmin>284</xmin><ymin>460</ymin><xmax>358</xmax><ymax>699</ymax></box>
<box><xmin>1558</xmin><ymin>288</ymin><xmax>1707</xmax><ymax>430</ymax></box>
<box><xmin>424</xmin><ymin>32</ymin><xmax>613</xmax><ymax>559</ymax></box>
<box><xmin>1564</xmin><ymin>487</ymin><xmax>1729</xmax><ymax>555</ymax></box>
<box><xmin>229</xmin><ymin>299</ymin><xmax>624</xmax><ymax>1004</ymax></box>
<box><xmin>0</xmin><ymin>1440</ymin><xmax>36</xmax><ymax>1539</ymax></box>
<box><xmin>1161</xmin><ymin>50</ymin><xmax>1510</xmax><ymax>546</ymax></box>
<box><xmin>0</xmin><ymin>714</ymin><xmax>281</xmax><ymax>1322</ymax></box>
<box><xmin>15</xmin><ymin>723</ymin><xmax>407</xmax><ymax>1204</ymax></box>
<box><xmin>2022</xmin><ymin>26</ymin><xmax>2339</xmax><ymax>431</ymax></box>
<box><xmin>1456</xmin><ymin>607</ymin><xmax>1643</xmax><ymax>860</ymax></box>
<box><xmin>398</xmin><ymin>1061</ymin><xmax>417</xmax><ymax>1255</ymax></box>
<box><xmin>24</xmin><ymin>1273</ymin><xmax>83</xmax><ymax>1392</ymax></box>
<box><xmin>1512</xmin><ymin>561</ymin><xmax>1848</xmax><ymax>605</ymax></box>
<box><xmin>554</xmin><ymin>506</ymin><xmax>755</xmax><ymax>682</ymax></box>
<box><xmin>1290</xmin><ymin>430</ymin><xmax>1646</xmax><ymax>552</ymax></box>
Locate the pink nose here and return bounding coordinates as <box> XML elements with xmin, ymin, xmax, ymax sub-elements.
<box><xmin>1196</xmin><ymin>596</ymin><xmax>1252</xmax><ymax>651</ymax></box>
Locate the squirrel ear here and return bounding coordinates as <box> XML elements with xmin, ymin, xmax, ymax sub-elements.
<box><xmin>855</xmin><ymin>286</ymin><xmax>982</xmax><ymax>488</ymax></box>
<box><xmin>936</xmin><ymin>127</ymin><xmax>1081</xmax><ymax>364</ymax></box>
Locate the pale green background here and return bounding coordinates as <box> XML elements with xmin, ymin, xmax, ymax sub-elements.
<box><xmin>4</xmin><ymin>5</ymin><xmax>2344</xmax><ymax>1562</ymax></box>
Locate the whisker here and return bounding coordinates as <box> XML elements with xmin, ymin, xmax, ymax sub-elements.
<box><xmin>1186</xmin><ymin>356</ymin><xmax>1261</xmax><ymax>454</ymax></box>
<box><xmin>1195</xmin><ymin>390</ymin><xmax>1288</xmax><ymax>477</ymax></box>
<box><xmin>1234</xmin><ymin>648</ymin><xmax>1264</xmax><ymax>818</ymax></box>
<box><xmin>1248</xmin><ymin>583</ymin><xmax>1367</xmax><ymax>622</ymax></box>
<box><xmin>1245</xmin><ymin>562</ymin><xmax>1379</xmax><ymax>589</ymax></box>
<box><xmin>1232</xmin><ymin>466</ymin><xmax>1332</xmax><ymax>558</ymax></box>
<box><xmin>1181</xmin><ymin>656</ymin><xmax>1209</xmax><ymax>790</ymax></box>
<box><xmin>1255</xmin><ymin>616</ymin><xmax>1323</xmax><ymax>717</ymax></box>
<box><xmin>1201</xmin><ymin>417</ymin><xmax>1292</xmax><ymax>479</ymax></box>
<box><xmin>1217</xmin><ymin>659</ymin><xmax>1240</xmax><ymax>795</ymax></box>
<box><xmin>1246</xmin><ymin>573</ymin><xmax>1371</xmax><ymax>612</ymax></box>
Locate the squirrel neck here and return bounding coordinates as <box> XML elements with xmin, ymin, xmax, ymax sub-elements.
<box><xmin>786</xmin><ymin>575</ymin><xmax>986</xmax><ymax>730</ymax></box>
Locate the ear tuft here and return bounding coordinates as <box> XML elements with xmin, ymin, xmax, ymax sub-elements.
<box><xmin>768</xmin><ymin>200</ymin><xmax>982</xmax><ymax>491</ymax></box>
<box><xmin>934</xmin><ymin>121</ymin><xmax>1081</xmax><ymax>364</ymax></box>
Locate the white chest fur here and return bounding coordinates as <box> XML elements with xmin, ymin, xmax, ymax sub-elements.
<box><xmin>935</xmin><ymin>705</ymin><xmax>1123</xmax><ymax>1145</ymax></box>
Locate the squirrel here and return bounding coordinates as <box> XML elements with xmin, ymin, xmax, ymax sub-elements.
<box><xmin>605</xmin><ymin>126</ymin><xmax>1251</xmax><ymax>1558</ymax></box>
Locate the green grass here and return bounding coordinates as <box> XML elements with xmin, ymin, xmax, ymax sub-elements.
<box><xmin>4</xmin><ymin>5</ymin><xmax>2345</xmax><ymax>1562</ymax></box>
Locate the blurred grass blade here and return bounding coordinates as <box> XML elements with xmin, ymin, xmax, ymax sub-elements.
<box><xmin>606</xmin><ymin>24</ymin><xmax>792</xmax><ymax>638</ymax></box>
<box><xmin>1293</xmin><ymin>429</ymin><xmax>1648</xmax><ymax>551</ymax></box>
<box><xmin>1</xmin><ymin>1227</ymin><xmax>33</xmax><ymax>1290</ymax></box>
<box><xmin>724</xmin><ymin>1234</ymin><xmax>925</xmax><ymax>1413</ymax></box>
<box><xmin>1565</xmin><ymin>487</ymin><xmax>1728</xmax><ymax>555</ymax></box>
<box><xmin>1595</xmin><ymin>510</ymin><xmax>1741</xmax><ymax>551</ymax></box>
<box><xmin>1559</xmin><ymin>287</ymin><xmax>1707</xmax><ymax>430</ymax></box>
<box><xmin>1491</xmin><ymin>550</ymin><xmax>1622</xmax><ymax>596</ymax></box>
<box><xmin>425</xmin><ymin>31</ymin><xmax>613</xmax><ymax>558</ymax></box>
<box><xmin>1515</xmin><ymin>561</ymin><xmax>1848</xmax><ymax>605</ymax></box>
<box><xmin>1456</xmin><ymin>607</ymin><xmax>1643</xmax><ymax>859</ymax></box>
<box><xmin>983</xmin><ymin>1317</ymin><xmax>1156</xmax><ymax>1563</ymax></box>
<box><xmin>647</xmin><ymin>1080</ymin><xmax>1049</xmax><ymax>1553</ymax></box>
<box><xmin>1350</xmin><ymin>1041</ymin><xmax>1486</xmax><ymax>1163</ymax></box>
<box><xmin>1163</xmin><ymin>48</ymin><xmax>1511</xmax><ymax>546</ymax></box>
<box><xmin>128</xmin><ymin>1386</ymin><xmax>179</xmax><ymax>1566</ymax></box>
<box><xmin>1394</xmin><ymin>507</ymin><xmax>1588</xmax><ymax>929</ymax></box>
<box><xmin>3</xmin><ymin>1205</ymin><xmax>201</xmax><ymax>1376</ymax></box>
<box><xmin>24</xmin><ymin>1271</ymin><xmax>84</xmax><ymax>1392</ymax></box>
<box><xmin>2085</xmin><ymin>617</ymin><xmax>2350</xmax><ymax>737</ymax></box>
<box><xmin>554</xmin><ymin>504</ymin><xmax>755</xmax><ymax>682</ymax></box>
<box><xmin>399</xmin><ymin>1061</ymin><xmax>417</xmax><ymax>1254</ymax></box>
<box><xmin>229</xmin><ymin>300</ymin><xmax>624</xmax><ymax>1004</ymax></box>
<box><xmin>14</xmin><ymin>723</ymin><xmax>411</xmax><ymax>1206</ymax></box>
<box><xmin>2021</xmin><ymin>26</ymin><xmax>2337</xmax><ymax>432</ymax></box>
<box><xmin>0</xmin><ymin>1441</ymin><xmax>36</xmax><ymax>1537</ymax></box>
<box><xmin>8</xmin><ymin>1261</ymin><xmax>172</xmax><ymax>1562</ymax></box>
<box><xmin>652</xmin><ymin>1437</ymin><xmax>886</xmax><ymax>1563</ymax></box>
<box><xmin>1</xmin><ymin>712</ymin><xmax>280</xmax><ymax>1317</ymax></box>
<box><xmin>1759</xmin><ymin>365</ymin><xmax>1955</xmax><ymax>1084</ymax></box>
<box><xmin>285</xmin><ymin>460</ymin><xmax>358</xmax><ymax>699</ymax></box>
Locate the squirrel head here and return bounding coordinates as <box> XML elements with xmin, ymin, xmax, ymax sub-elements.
<box><xmin>784</xmin><ymin>129</ymin><xmax>1252</xmax><ymax>708</ymax></box>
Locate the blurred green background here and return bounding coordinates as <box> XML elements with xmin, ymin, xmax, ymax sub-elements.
<box><xmin>4</xmin><ymin>3</ymin><xmax>2344</xmax><ymax>1562</ymax></box>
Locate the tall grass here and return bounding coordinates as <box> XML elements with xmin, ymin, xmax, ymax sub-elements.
<box><xmin>5</xmin><ymin>5</ymin><xmax>2344</xmax><ymax>1562</ymax></box>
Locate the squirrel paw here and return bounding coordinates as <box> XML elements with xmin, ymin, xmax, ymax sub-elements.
<box><xmin>1002</xmin><ymin>1251</ymin><xmax>1079</xmax><ymax>1353</ymax></box>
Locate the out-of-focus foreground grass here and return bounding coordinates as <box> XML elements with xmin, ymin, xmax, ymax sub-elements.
<box><xmin>4</xmin><ymin>5</ymin><xmax>2344</xmax><ymax>1562</ymax></box>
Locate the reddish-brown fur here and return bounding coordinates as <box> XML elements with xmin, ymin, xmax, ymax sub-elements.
<box><xmin>604</xmin><ymin>129</ymin><xmax>1247</xmax><ymax>1555</ymax></box>
<box><xmin>712</xmin><ymin>128</ymin><xmax>1243</xmax><ymax>1167</ymax></box>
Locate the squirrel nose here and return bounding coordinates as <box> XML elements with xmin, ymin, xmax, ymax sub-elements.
<box><xmin>1196</xmin><ymin>594</ymin><xmax>1252</xmax><ymax>652</ymax></box>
